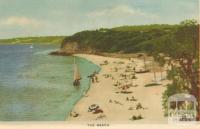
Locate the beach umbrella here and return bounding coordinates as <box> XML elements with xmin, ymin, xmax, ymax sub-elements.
<box><xmin>88</xmin><ymin>104</ymin><xmax>99</xmax><ymax>112</ymax></box>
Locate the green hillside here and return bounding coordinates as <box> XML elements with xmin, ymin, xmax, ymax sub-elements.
<box><xmin>0</xmin><ymin>36</ymin><xmax>66</xmax><ymax>44</ymax></box>
<box><xmin>61</xmin><ymin>20</ymin><xmax>198</xmax><ymax>57</ymax></box>
<box><xmin>112</xmin><ymin>24</ymin><xmax>176</xmax><ymax>32</ymax></box>
<box><xmin>61</xmin><ymin>24</ymin><xmax>179</xmax><ymax>53</ymax></box>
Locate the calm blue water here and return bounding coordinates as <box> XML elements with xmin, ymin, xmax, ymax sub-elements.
<box><xmin>0</xmin><ymin>44</ymin><xmax>100</xmax><ymax>121</ymax></box>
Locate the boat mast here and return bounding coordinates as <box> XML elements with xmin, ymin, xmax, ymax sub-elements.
<box><xmin>73</xmin><ymin>57</ymin><xmax>76</xmax><ymax>81</ymax></box>
<box><xmin>73</xmin><ymin>57</ymin><xmax>81</xmax><ymax>81</ymax></box>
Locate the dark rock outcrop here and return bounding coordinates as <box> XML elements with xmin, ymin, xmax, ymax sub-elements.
<box><xmin>48</xmin><ymin>50</ymin><xmax>72</xmax><ymax>56</ymax></box>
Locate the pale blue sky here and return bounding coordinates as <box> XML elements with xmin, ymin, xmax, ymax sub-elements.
<box><xmin>0</xmin><ymin>0</ymin><xmax>199</xmax><ymax>38</ymax></box>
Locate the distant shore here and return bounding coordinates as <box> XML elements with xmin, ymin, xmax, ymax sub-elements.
<box><xmin>0</xmin><ymin>36</ymin><xmax>65</xmax><ymax>45</ymax></box>
<box><xmin>67</xmin><ymin>54</ymin><xmax>169</xmax><ymax>123</ymax></box>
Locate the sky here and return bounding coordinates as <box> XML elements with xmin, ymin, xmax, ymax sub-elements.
<box><xmin>0</xmin><ymin>0</ymin><xmax>199</xmax><ymax>39</ymax></box>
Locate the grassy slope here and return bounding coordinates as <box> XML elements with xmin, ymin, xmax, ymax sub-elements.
<box><xmin>61</xmin><ymin>24</ymin><xmax>178</xmax><ymax>53</ymax></box>
<box><xmin>0</xmin><ymin>36</ymin><xmax>66</xmax><ymax>44</ymax></box>
<box><xmin>111</xmin><ymin>24</ymin><xmax>176</xmax><ymax>31</ymax></box>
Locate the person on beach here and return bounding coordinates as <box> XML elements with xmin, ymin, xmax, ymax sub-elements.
<box><xmin>136</xmin><ymin>102</ymin><xmax>144</xmax><ymax>110</ymax></box>
<box><xmin>88</xmin><ymin>71</ymin><xmax>99</xmax><ymax>83</ymax></box>
<box><xmin>94</xmin><ymin>75</ymin><xmax>98</xmax><ymax>82</ymax></box>
<box><xmin>91</xmin><ymin>77</ymin><xmax>95</xmax><ymax>83</ymax></box>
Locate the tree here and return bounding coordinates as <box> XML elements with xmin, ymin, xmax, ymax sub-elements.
<box><xmin>171</xmin><ymin>20</ymin><xmax>198</xmax><ymax>97</ymax></box>
<box><xmin>159</xmin><ymin>20</ymin><xmax>199</xmax><ymax>119</ymax></box>
<box><xmin>154</xmin><ymin>54</ymin><xmax>166</xmax><ymax>80</ymax></box>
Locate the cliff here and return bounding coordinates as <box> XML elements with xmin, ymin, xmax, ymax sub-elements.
<box><xmin>61</xmin><ymin>41</ymin><xmax>96</xmax><ymax>54</ymax></box>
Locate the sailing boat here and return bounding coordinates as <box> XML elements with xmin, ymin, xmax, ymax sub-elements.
<box><xmin>30</xmin><ymin>44</ymin><xmax>33</xmax><ymax>49</ymax></box>
<box><xmin>73</xmin><ymin>57</ymin><xmax>81</xmax><ymax>86</ymax></box>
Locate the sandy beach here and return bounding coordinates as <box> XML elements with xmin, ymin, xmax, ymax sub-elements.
<box><xmin>68</xmin><ymin>54</ymin><xmax>170</xmax><ymax>123</ymax></box>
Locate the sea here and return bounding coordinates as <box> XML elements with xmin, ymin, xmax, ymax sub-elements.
<box><xmin>0</xmin><ymin>44</ymin><xmax>100</xmax><ymax>121</ymax></box>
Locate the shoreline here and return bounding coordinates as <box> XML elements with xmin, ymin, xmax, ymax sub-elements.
<box><xmin>68</xmin><ymin>54</ymin><xmax>169</xmax><ymax>123</ymax></box>
<box><xmin>64</xmin><ymin>55</ymin><xmax>101</xmax><ymax>121</ymax></box>
<box><xmin>65</xmin><ymin>54</ymin><xmax>102</xmax><ymax>121</ymax></box>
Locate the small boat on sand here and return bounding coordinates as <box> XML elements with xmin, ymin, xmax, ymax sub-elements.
<box><xmin>135</xmin><ymin>69</ymin><xmax>150</xmax><ymax>73</ymax></box>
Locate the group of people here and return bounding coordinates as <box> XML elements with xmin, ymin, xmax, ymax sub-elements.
<box><xmin>88</xmin><ymin>71</ymin><xmax>99</xmax><ymax>83</ymax></box>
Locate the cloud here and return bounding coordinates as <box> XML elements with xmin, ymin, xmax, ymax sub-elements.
<box><xmin>85</xmin><ymin>5</ymin><xmax>160</xmax><ymax>29</ymax></box>
<box><xmin>87</xmin><ymin>5</ymin><xmax>158</xmax><ymax>18</ymax></box>
<box><xmin>0</xmin><ymin>16</ymin><xmax>43</xmax><ymax>27</ymax></box>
